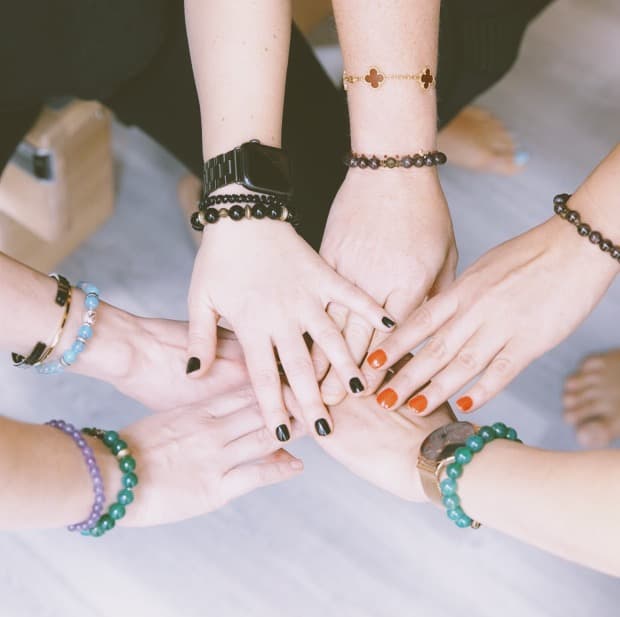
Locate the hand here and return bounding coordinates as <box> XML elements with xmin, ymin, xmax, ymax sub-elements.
<box><xmin>285</xmin><ymin>386</ymin><xmax>455</xmax><ymax>501</ymax></box>
<box><xmin>315</xmin><ymin>170</ymin><xmax>457</xmax><ymax>406</ymax></box>
<box><xmin>365</xmin><ymin>210</ymin><xmax>620</xmax><ymax>416</ymax></box>
<box><xmin>117</xmin><ymin>392</ymin><xmax>305</xmax><ymax>527</ymax></box>
<box><xmin>187</xmin><ymin>208</ymin><xmax>395</xmax><ymax>439</ymax></box>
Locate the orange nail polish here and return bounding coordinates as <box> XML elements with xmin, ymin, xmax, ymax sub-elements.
<box><xmin>367</xmin><ymin>349</ymin><xmax>387</xmax><ymax>369</ymax></box>
<box><xmin>376</xmin><ymin>388</ymin><xmax>398</xmax><ymax>409</ymax></box>
<box><xmin>408</xmin><ymin>394</ymin><xmax>428</xmax><ymax>413</ymax></box>
<box><xmin>457</xmin><ymin>396</ymin><xmax>473</xmax><ymax>412</ymax></box>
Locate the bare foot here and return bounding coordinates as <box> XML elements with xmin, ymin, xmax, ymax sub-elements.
<box><xmin>437</xmin><ymin>106</ymin><xmax>528</xmax><ymax>175</ymax></box>
<box><xmin>563</xmin><ymin>350</ymin><xmax>620</xmax><ymax>448</ymax></box>
<box><xmin>177</xmin><ymin>173</ymin><xmax>202</xmax><ymax>248</ymax></box>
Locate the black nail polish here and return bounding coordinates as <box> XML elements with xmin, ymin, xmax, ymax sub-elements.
<box><xmin>315</xmin><ymin>419</ymin><xmax>331</xmax><ymax>437</ymax></box>
<box><xmin>382</xmin><ymin>316</ymin><xmax>396</xmax><ymax>328</ymax></box>
<box><xmin>349</xmin><ymin>377</ymin><xmax>365</xmax><ymax>394</ymax></box>
<box><xmin>276</xmin><ymin>424</ymin><xmax>290</xmax><ymax>442</ymax></box>
<box><xmin>186</xmin><ymin>357</ymin><xmax>201</xmax><ymax>374</ymax></box>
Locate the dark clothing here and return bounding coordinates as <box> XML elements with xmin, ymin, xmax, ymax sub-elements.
<box><xmin>0</xmin><ymin>0</ymin><xmax>551</xmax><ymax>249</ymax></box>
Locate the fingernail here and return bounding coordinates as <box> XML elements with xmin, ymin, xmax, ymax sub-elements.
<box><xmin>315</xmin><ymin>418</ymin><xmax>331</xmax><ymax>436</ymax></box>
<box><xmin>367</xmin><ymin>349</ymin><xmax>387</xmax><ymax>369</ymax></box>
<box><xmin>290</xmin><ymin>460</ymin><xmax>304</xmax><ymax>470</ymax></box>
<box><xmin>349</xmin><ymin>377</ymin><xmax>365</xmax><ymax>394</ymax></box>
<box><xmin>186</xmin><ymin>357</ymin><xmax>201</xmax><ymax>374</ymax></box>
<box><xmin>456</xmin><ymin>396</ymin><xmax>473</xmax><ymax>412</ymax></box>
<box><xmin>276</xmin><ymin>424</ymin><xmax>290</xmax><ymax>442</ymax></box>
<box><xmin>376</xmin><ymin>388</ymin><xmax>398</xmax><ymax>410</ymax></box>
<box><xmin>408</xmin><ymin>394</ymin><xmax>428</xmax><ymax>413</ymax></box>
<box><xmin>382</xmin><ymin>316</ymin><xmax>396</xmax><ymax>328</ymax></box>
<box><xmin>514</xmin><ymin>148</ymin><xmax>530</xmax><ymax>166</ymax></box>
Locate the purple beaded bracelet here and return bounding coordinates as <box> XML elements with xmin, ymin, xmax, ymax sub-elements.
<box><xmin>46</xmin><ymin>420</ymin><xmax>105</xmax><ymax>532</ymax></box>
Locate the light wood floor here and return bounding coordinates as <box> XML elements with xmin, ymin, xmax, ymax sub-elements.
<box><xmin>1</xmin><ymin>1</ymin><xmax>619</xmax><ymax>615</ymax></box>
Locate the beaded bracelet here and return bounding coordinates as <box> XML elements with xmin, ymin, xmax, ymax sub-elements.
<box><xmin>553</xmin><ymin>193</ymin><xmax>620</xmax><ymax>263</ymax></box>
<box><xmin>46</xmin><ymin>419</ymin><xmax>106</xmax><ymax>532</ymax></box>
<box><xmin>440</xmin><ymin>422</ymin><xmax>521</xmax><ymax>529</ymax></box>
<box><xmin>190</xmin><ymin>202</ymin><xmax>296</xmax><ymax>232</ymax></box>
<box><xmin>200</xmin><ymin>192</ymin><xmax>290</xmax><ymax>209</ymax></box>
<box><xmin>80</xmin><ymin>428</ymin><xmax>139</xmax><ymax>538</ymax></box>
<box><xmin>36</xmin><ymin>282</ymin><xmax>99</xmax><ymax>375</ymax></box>
<box><xmin>344</xmin><ymin>150</ymin><xmax>447</xmax><ymax>170</ymax></box>
<box><xmin>12</xmin><ymin>273</ymin><xmax>72</xmax><ymax>368</ymax></box>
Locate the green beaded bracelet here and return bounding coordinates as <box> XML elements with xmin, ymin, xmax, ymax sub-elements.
<box><xmin>80</xmin><ymin>428</ymin><xmax>139</xmax><ymax>538</ymax></box>
<box><xmin>440</xmin><ymin>422</ymin><xmax>521</xmax><ymax>529</ymax></box>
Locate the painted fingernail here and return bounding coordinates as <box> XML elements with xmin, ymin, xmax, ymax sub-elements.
<box><xmin>376</xmin><ymin>388</ymin><xmax>398</xmax><ymax>409</ymax></box>
<box><xmin>456</xmin><ymin>396</ymin><xmax>473</xmax><ymax>412</ymax></box>
<box><xmin>349</xmin><ymin>377</ymin><xmax>365</xmax><ymax>394</ymax></box>
<box><xmin>382</xmin><ymin>316</ymin><xmax>396</xmax><ymax>328</ymax></box>
<box><xmin>408</xmin><ymin>394</ymin><xmax>428</xmax><ymax>413</ymax></box>
<box><xmin>276</xmin><ymin>424</ymin><xmax>290</xmax><ymax>442</ymax></box>
<box><xmin>186</xmin><ymin>357</ymin><xmax>201</xmax><ymax>374</ymax></box>
<box><xmin>367</xmin><ymin>349</ymin><xmax>387</xmax><ymax>369</ymax></box>
<box><xmin>315</xmin><ymin>418</ymin><xmax>331</xmax><ymax>437</ymax></box>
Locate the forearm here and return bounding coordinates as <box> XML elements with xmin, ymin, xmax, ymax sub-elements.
<box><xmin>457</xmin><ymin>440</ymin><xmax>620</xmax><ymax>577</ymax></box>
<box><xmin>333</xmin><ymin>0</ymin><xmax>440</xmax><ymax>151</ymax></box>
<box><xmin>184</xmin><ymin>0</ymin><xmax>292</xmax><ymax>157</ymax></box>
<box><xmin>0</xmin><ymin>416</ymin><xmax>120</xmax><ymax>529</ymax></box>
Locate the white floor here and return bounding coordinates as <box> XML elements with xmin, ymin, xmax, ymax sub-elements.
<box><xmin>1</xmin><ymin>1</ymin><xmax>619</xmax><ymax>615</ymax></box>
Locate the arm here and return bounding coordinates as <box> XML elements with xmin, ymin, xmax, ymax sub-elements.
<box><xmin>365</xmin><ymin>144</ymin><xmax>620</xmax><ymax>415</ymax></box>
<box><xmin>315</xmin><ymin>1</ymin><xmax>457</xmax><ymax>404</ymax></box>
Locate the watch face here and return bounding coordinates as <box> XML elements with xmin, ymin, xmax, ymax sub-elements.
<box><xmin>240</xmin><ymin>142</ymin><xmax>292</xmax><ymax>196</ymax></box>
<box><xmin>420</xmin><ymin>422</ymin><xmax>476</xmax><ymax>461</ymax></box>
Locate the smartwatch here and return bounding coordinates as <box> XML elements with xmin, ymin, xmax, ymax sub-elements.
<box><xmin>202</xmin><ymin>140</ymin><xmax>293</xmax><ymax>197</ymax></box>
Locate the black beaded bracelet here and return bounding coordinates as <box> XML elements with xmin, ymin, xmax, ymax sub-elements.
<box><xmin>199</xmin><ymin>192</ymin><xmax>290</xmax><ymax>210</ymax></box>
<box><xmin>553</xmin><ymin>193</ymin><xmax>620</xmax><ymax>262</ymax></box>
<box><xmin>344</xmin><ymin>150</ymin><xmax>447</xmax><ymax>169</ymax></box>
<box><xmin>190</xmin><ymin>202</ymin><xmax>295</xmax><ymax>231</ymax></box>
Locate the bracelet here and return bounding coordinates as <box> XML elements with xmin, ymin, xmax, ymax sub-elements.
<box><xmin>190</xmin><ymin>203</ymin><xmax>295</xmax><ymax>231</ymax></box>
<box><xmin>343</xmin><ymin>66</ymin><xmax>435</xmax><ymax>91</ymax></box>
<box><xmin>80</xmin><ymin>428</ymin><xmax>139</xmax><ymax>538</ymax></box>
<box><xmin>36</xmin><ymin>281</ymin><xmax>100</xmax><ymax>375</ymax></box>
<box><xmin>46</xmin><ymin>419</ymin><xmax>106</xmax><ymax>532</ymax></box>
<box><xmin>344</xmin><ymin>150</ymin><xmax>447</xmax><ymax>170</ymax></box>
<box><xmin>553</xmin><ymin>193</ymin><xmax>620</xmax><ymax>263</ymax></box>
<box><xmin>440</xmin><ymin>422</ymin><xmax>521</xmax><ymax>529</ymax></box>
<box><xmin>11</xmin><ymin>273</ymin><xmax>72</xmax><ymax>368</ymax></box>
<box><xmin>200</xmin><ymin>192</ymin><xmax>290</xmax><ymax>210</ymax></box>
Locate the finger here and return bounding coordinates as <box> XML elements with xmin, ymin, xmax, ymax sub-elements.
<box><xmin>453</xmin><ymin>345</ymin><xmax>529</xmax><ymax>412</ymax></box>
<box><xmin>220</xmin><ymin>450</ymin><xmax>304</xmax><ymax>504</ymax></box>
<box><xmin>374</xmin><ymin>318</ymin><xmax>479</xmax><ymax>411</ymax></box>
<box><xmin>310</xmin><ymin>303</ymin><xmax>348</xmax><ymax>381</ymax></box>
<box><xmin>428</xmin><ymin>255</ymin><xmax>457</xmax><ymax>298</ymax></box>
<box><xmin>224</xmin><ymin>419</ymin><xmax>304</xmax><ymax>468</ymax></box>
<box><xmin>215</xmin><ymin>329</ymin><xmax>245</xmax><ymax>362</ymax></box>
<box><xmin>276</xmin><ymin>333</ymin><xmax>332</xmax><ymax>437</ymax></box>
<box><xmin>328</xmin><ymin>276</ymin><xmax>396</xmax><ymax>333</ymax></box>
<box><xmin>237</xmin><ymin>332</ymin><xmax>290</xmax><ymax>442</ymax></box>
<box><xmin>186</xmin><ymin>304</ymin><xmax>219</xmax><ymax>378</ymax></box>
<box><xmin>401</xmin><ymin>331</ymin><xmax>505</xmax><ymax>417</ymax></box>
<box><xmin>363</xmin><ymin>292</ymin><xmax>458</xmax><ymax>379</ymax></box>
<box><xmin>201</xmin><ymin>387</ymin><xmax>258</xmax><ymax>418</ymax></box>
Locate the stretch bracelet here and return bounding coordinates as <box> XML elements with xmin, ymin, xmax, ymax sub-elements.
<box><xmin>36</xmin><ymin>282</ymin><xmax>100</xmax><ymax>375</ymax></box>
<box><xmin>200</xmin><ymin>192</ymin><xmax>290</xmax><ymax>209</ymax></box>
<box><xmin>440</xmin><ymin>422</ymin><xmax>521</xmax><ymax>529</ymax></box>
<box><xmin>12</xmin><ymin>273</ymin><xmax>72</xmax><ymax>368</ymax></box>
<box><xmin>344</xmin><ymin>150</ymin><xmax>447</xmax><ymax>170</ymax></box>
<box><xmin>343</xmin><ymin>66</ymin><xmax>435</xmax><ymax>91</ymax></box>
<box><xmin>190</xmin><ymin>202</ymin><xmax>295</xmax><ymax>231</ymax></box>
<box><xmin>553</xmin><ymin>193</ymin><xmax>620</xmax><ymax>263</ymax></box>
<box><xmin>81</xmin><ymin>428</ymin><xmax>139</xmax><ymax>538</ymax></box>
<box><xmin>46</xmin><ymin>420</ymin><xmax>106</xmax><ymax>532</ymax></box>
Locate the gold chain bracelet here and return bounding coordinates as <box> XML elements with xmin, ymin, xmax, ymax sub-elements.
<box><xmin>343</xmin><ymin>66</ymin><xmax>435</xmax><ymax>91</ymax></box>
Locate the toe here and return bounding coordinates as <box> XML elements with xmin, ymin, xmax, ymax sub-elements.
<box><xmin>576</xmin><ymin>418</ymin><xmax>613</xmax><ymax>449</ymax></box>
<box><xmin>580</xmin><ymin>355</ymin><xmax>606</xmax><ymax>372</ymax></box>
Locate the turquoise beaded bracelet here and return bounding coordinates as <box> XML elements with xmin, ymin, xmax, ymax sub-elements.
<box><xmin>440</xmin><ymin>422</ymin><xmax>521</xmax><ymax>529</ymax></box>
<box><xmin>81</xmin><ymin>428</ymin><xmax>139</xmax><ymax>538</ymax></box>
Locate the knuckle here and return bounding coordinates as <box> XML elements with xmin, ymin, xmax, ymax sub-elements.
<box><xmin>426</xmin><ymin>337</ymin><xmax>447</xmax><ymax>359</ymax></box>
<box><xmin>314</xmin><ymin>326</ymin><xmax>342</xmax><ymax>350</ymax></box>
<box><xmin>414</xmin><ymin>306</ymin><xmax>433</xmax><ymax>330</ymax></box>
<box><xmin>456</xmin><ymin>350</ymin><xmax>476</xmax><ymax>370</ymax></box>
<box><xmin>252</xmin><ymin>368</ymin><xmax>281</xmax><ymax>390</ymax></box>
<box><xmin>283</xmin><ymin>356</ymin><xmax>315</xmax><ymax>380</ymax></box>
<box><xmin>491</xmin><ymin>356</ymin><xmax>513</xmax><ymax>376</ymax></box>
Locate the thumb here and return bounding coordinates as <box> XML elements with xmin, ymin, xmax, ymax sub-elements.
<box><xmin>186</xmin><ymin>305</ymin><xmax>219</xmax><ymax>378</ymax></box>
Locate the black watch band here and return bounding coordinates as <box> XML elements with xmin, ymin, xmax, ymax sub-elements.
<box><xmin>202</xmin><ymin>148</ymin><xmax>242</xmax><ymax>197</ymax></box>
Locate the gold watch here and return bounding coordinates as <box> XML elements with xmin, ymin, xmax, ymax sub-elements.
<box><xmin>417</xmin><ymin>421</ymin><xmax>477</xmax><ymax>507</ymax></box>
